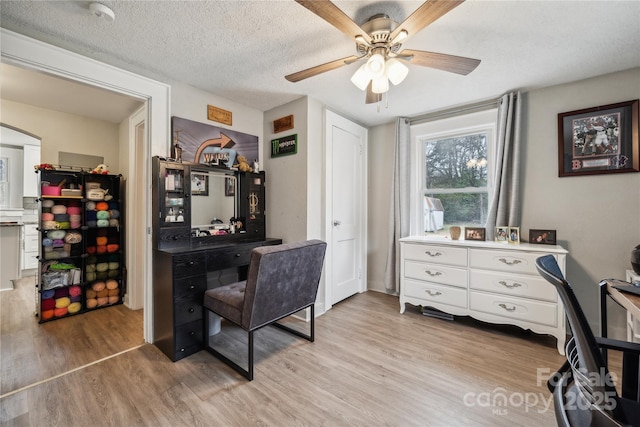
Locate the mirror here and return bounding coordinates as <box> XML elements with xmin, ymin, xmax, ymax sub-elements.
<box><xmin>190</xmin><ymin>168</ymin><xmax>237</xmax><ymax>237</ymax></box>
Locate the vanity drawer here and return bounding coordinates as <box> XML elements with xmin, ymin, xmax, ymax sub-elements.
<box><xmin>173</xmin><ymin>253</ymin><xmax>206</xmax><ymax>278</ymax></box>
<box><xmin>469</xmin><ymin>290</ymin><xmax>557</xmax><ymax>327</ymax></box>
<box><xmin>158</xmin><ymin>228</ymin><xmax>191</xmax><ymax>249</ymax></box>
<box><xmin>174</xmin><ymin>299</ymin><xmax>203</xmax><ymax>325</ymax></box>
<box><xmin>174</xmin><ymin>319</ymin><xmax>204</xmax><ymax>353</ymax></box>
<box><xmin>207</xmin><ymin>246</ymin><xmax>254</xmax><ymax>270</ymax></box>
<box><xmin>174</xmin><ymin>274</ymin><xmax>206</xmax><ymax>301</ymax></box>
<box><xmin>469</xmin><ymin>269</ymin><xmax>557</xmax><ymax>302</ymax></box>
<box><xmin>404</xmin><ymin>261</ymin><xmax>467</xmax><ymax>288</ymax></box>
<box><xmin>469</xmin><ymin>249</ymin><xmax>550</xmax><ymax>275</ymax></box>
<box><xmin>404</xmin><ymin>279</ymin><xmax>467</xmax><ymax>309</ymax></box>
<box><xmin>403</xmin><ymin>243</ymin><xmax>467</xmax><ymax>267</ymax></box>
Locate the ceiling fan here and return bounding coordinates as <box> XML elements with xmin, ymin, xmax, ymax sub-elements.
<box><xmin>285</xmin><ymin>0</ymin><xmax>481</xmax><ymax>104</ymax></box>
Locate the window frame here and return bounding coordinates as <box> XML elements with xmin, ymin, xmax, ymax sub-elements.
<box><xmin>410</xmin><ymin>109</ymin><xmax>498</xmax><ymax>235</ymax></box>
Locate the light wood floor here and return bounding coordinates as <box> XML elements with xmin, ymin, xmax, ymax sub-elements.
<box><xmin>1</xmin><ymin>276</ymin><xmax>591</xmax><ymax>426</ymax></box>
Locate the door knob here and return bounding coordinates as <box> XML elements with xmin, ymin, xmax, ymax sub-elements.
<box><xmin>333</xmin><ymin>220</ymin><xmax>341</xmax><ymax>226</ymax></box>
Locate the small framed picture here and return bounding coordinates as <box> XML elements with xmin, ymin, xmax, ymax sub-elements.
<box><xmin>508</xmin><ymin>227</ymin><xmax>520</xmax><ymax>244</ymax></box>
<box><xmin>495</xmin><ymin>226</ymin><xmax>508</xmax><ymax>243</ymax></box>
<box><xmin>529</xmin><ymin>229</ymin><xmax>557</xmax><ymax>245</ymax></box>
<box><xmin>191</xmin><ymin>172</ymin><xmax>209</xmax><ymax>196</ymax></box>
<box><xmin>465</xmin><ymin>227</ymin><xmax>486</xmax><ymax>241</ymax></box>
<box><xmin>225</xmin><ymin>176</ymin><xmax>235</xmax><ymax>197</ymax></box>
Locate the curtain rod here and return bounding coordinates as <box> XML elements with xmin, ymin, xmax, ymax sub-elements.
<box><xmin>408</xmin><ymin>95</ymin><xmax>507</xmax><ymax>125</ymax></box>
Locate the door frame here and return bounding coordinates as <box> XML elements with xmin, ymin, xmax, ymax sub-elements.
<box><xmin>324</xmin><ymin>109</ymin><xmax>368</xmax><ymax>311</ymax></box>
<box><xmin>1</xmin><ymin>28</ymin><xmax>170</xmax><ymax>343</ymax></box>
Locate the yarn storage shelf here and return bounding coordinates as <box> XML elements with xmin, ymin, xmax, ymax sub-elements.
<box><xmin>37</xmin><ymin>170</ymin><xmax>124</xmax><ymax>323</ymax></box>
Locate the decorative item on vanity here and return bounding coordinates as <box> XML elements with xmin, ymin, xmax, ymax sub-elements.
<box><xmin>449</xmin><ymin>226</ymin><xmax>461</xmax><ymax>240</ymax></box>
<box><xmin>233</xmin><ymin>155</ymin><xmax>253</xmax><ymax>172</ymax></box>
<box><xmin>91</xmin><ymin>163</ymin><xmax>109</xmax><ymax>174</ymax></box>
<box><xmin>632</xmin><ymin>244</ymin><xmax>640</xmax><ymax>274</ymax></box>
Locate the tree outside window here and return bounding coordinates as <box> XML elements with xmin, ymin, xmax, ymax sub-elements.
<box><xmin>423</xmin><ymin>131</ymin><xmax>490</xmax><ymax>232</ymax></box>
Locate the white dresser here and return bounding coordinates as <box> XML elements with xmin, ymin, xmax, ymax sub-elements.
<box><xmin>400</xmin><ymin>236</ymin><xmax>568</xmax><ymax>354</ymax></box>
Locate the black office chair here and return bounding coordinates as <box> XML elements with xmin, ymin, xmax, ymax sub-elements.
<box><xmin>536</xmin><ymin>255</ymin><xmax>640</xmax><ymax>427</ymax></box>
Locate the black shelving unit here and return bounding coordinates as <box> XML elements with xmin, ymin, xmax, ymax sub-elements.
<box><xmin>37</xmin><ymin>169</ymin><xmax>125</xmax><ymax>322</ymax></box>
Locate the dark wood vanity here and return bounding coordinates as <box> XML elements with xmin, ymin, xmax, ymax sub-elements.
<box><xmin>151</xmin><ymin>157</ymin><xmax>281</xmax><ymax>361</ymax></box>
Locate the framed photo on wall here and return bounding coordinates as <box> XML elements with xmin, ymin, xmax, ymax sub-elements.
<box><xmin>557</xmin><ymin>99</ymin><xmax>639</xmax><ymax>177</ymax></box>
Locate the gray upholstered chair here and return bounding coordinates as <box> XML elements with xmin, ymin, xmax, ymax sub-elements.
<box><xmin>203</xmin><ymin>239</ymin><xmax>327</xmax><ymax>380</ymax></box>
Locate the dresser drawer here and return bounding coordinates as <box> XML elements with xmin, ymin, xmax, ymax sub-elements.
<box><xmin>403</xmin><ymin>243</ymin><xmax>467</xmax><ymax>267</ymax></box>
<box><xmin>404</xmin><ymin>261</ymin><xmax>467</xmax><ymax>288</ymax></box>
<box><xmin>469</xmin><ymin>269</ymin><xmax>557</xmax><ymax>302</ymax></box>
<box><xmin>404</xmin><ymin>279</ymin><xmax>467</xmax><ymax>309</ymax></box>
<box><xmin>174</xmin><ymin>299</ymin><xmax>203</xmax><ymax>325</ymax></box>
<box><xmin>173</xmin><ymin>253</ymin><xmax>206</xmax><ymax>278</ymax></box>
<box><xmin>469</xmin><ymin>249</ymin><xmax>552</xmax><ymax>275</ymax></box>
<box><xmin>174</xmin><ymin>275</ymin><xmax>207</xmax><ymax>301</ymax></box>
<box><xmin>469</xmin><ymin>291</ymin><xmax>557</xmax><ymax>327</ymax></box>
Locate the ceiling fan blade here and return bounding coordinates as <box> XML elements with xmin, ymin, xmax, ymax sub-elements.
<box><xmin>365</xmin><ymin>82</ymin><xmax>382</xmax><ymax>104</ymax></box>
<box><xmin>399</xmin><ymin>49</ymin><xmax>480</xmax><ymax>75</ymax></box>
<box><xmin>390</xmin><ymin>0</ymin><xmax>465</xmax><ymax>43</ymax></box>
<box><xmin>285</xmin><ymin>55</ymin><xmax>360</xmax><ymax>82</ymax></box>
<box><xmin>295</xmin><ymin>0</ymin><xmax>372</xmax><ymax>44</ymax></box>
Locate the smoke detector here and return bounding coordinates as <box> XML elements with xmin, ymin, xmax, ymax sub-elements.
<box><xmin>89</xmin><ymin>2</ymin><xmax>115</xmax><ymax>22</ymax></box>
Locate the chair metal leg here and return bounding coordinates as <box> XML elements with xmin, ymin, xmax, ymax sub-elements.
<box><xmin>248</xmin><ymin>330</ymin><xmax>254</xmax><ymax>381</ymax></box>
<box><xmin>271</xmin><ymin>304</ymin><xmax>315</xmax><ymax>342</ymax></box>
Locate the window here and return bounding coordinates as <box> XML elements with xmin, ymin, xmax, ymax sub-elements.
<box><xmin>411</xmin><ymin>109</ymin><xmax>497</xmax><ymax>235</ymax></box>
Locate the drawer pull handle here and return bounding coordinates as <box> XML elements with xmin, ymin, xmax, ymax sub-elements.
<box><xmin>498</xmin><ymin>258</ymin><xmax>522</xmax><ymax>266</ymax></box>
<box><xmin>235</xmin><ymin>253</ymin><xmax>241</xmax><ymax>257</ymax></box>
<box><xmin>180</xmin><ymin>348</ymin><xmax>185</xmax><ymax>352</ymax></box>
<box><xmin>188</xmin><ymin>261</ymin><xmax>194</xmax><ymax>266</ymax></box>
<box><xmin>426</xmin><ymin>290</ymin><xmax>442</xmax><ymax>297</ymax></box>
<box><xmin>425</xmin><ymin>251</ymin><xmax>442</xmax><ymax>257</ymax></box>
<box><xmin>498</xmin><ymin>281</ymin><xmax>522</xmax><ymax>289</ymax></box>
<box><xmin>424</xmin><ymin>270</ymin><xmax>442</xmax><ymax>277</ymax></box>
<box><xmin>499</xmin><ymin>303</ymin><xmax>516</xmax><ymax>312</ymax></box>
<box><xmin>189</xmin><ymin>285</ymin><xmax>195</xmax><ymax>290</ymax></box>
<box><xmin>188</xmin><ymin>307</ymin><xmax>195</xmax><ymax>313</ymax></box>
<box><xmin>189</xmin><ymin>331</ymin><xmax>195</xmax><ymax>336</ymax></box>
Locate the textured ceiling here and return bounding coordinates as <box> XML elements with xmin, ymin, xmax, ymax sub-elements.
<box><xmin>1</xmin><ymin>0</ymin><xmax>639</xmax><ymax>127</ymax></box>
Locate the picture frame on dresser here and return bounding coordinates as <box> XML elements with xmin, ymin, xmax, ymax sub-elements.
<box><xmin>508</xmin><ymin>227</ymin><xmax>520</xmax><ymax>244</ymax></box>
<box><xmin>557</xmin><ymin>99</ymin><xmax>639</xmax><ymax>177</ymax></box>
<box><xmin>495</xmin><ymin>226</ymin><xmax>508</xmax><ymax>243</ymax></box>
<box><xmin>465</xmin><ymin>227</ymin><xmax>486</xmax><ymax>241</ymax></box>
<box><xmin>529</xmin><ymin>229</ymin><xmax>557</xmax><ymax>245</ymax></box>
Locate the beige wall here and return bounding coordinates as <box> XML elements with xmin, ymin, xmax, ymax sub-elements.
<box><xmin>1</xmin><ymin>99</ymin><xmax>121</xmax><ymax>173</ymax></box>
<box><xmin>520</xmin><ymin>67</ymin><xmax>640</xmax><ymax>335</ymax></box>
<box><xmin>367</xmin><ymin>67</ymin><xmax>640</xmax><ymax>336</ymax></box>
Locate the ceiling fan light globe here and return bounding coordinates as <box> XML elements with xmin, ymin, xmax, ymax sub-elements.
<box><xmin>371</xmin><ymin>76</ymin><xmax>389</xmax><ymax>94</ymax></box>
<box><xmin>366</xmin><ymin>53</ymin><xmax>386</xmax><ymax>78</ymax></box>
<box><xmin>351</xmin><ymin>63</ymin><xmax>371</xmax><ymax>91</ymax></box>
<box><xmin>386</xmin><ymin>58</ymin><xmax>409</xmax><ymax>85</ymax></box>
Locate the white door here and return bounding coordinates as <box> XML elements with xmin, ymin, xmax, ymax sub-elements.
<box><xmin>325</xmin><ymin>110</ymin><xmax>367</xmax><ymax>306</ymax></box>
<box><xmin>125</xmin><ymin>106</ymin><xmax>147</xmax><ymax>311</ymax></box>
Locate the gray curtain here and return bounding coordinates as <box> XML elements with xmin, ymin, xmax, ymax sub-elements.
<box><xmin>486</xmin><ymin>91</ymin><xmax>522</xmax><ymax>240</ymax></box>
<box><xmin>383</xmin><ymin>117</ymin><xmax>411</xmax><ymax>294</ymax></box>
